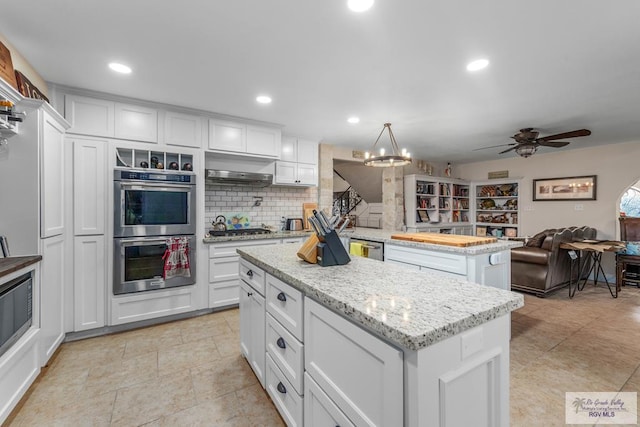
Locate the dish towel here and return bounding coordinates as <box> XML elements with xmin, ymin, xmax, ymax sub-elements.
<box><xmin>163</xmin><ymin>237</ymin><xmax>191</xmax><ymax>279</ymax></box>
<box><xmin>349</xmin><ymin>242</ymin><xmax>363</xmax><ymax>257</ymax></box>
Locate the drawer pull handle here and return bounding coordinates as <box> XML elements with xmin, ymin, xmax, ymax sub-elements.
<box><xmin>276</xmin><ymin>382</ymin><xmax>287</xmax><ymax>394</ymax></box>
<box><xmin>276</xmin><ymin>337</ymin><xmax>286</xmax><ymax>349</ymax></box>
<box><xmin>247</xmin><ymin>292</ymin><xmax>253</xmax><ymax>297</ymax></box>
<box><xmin>246</xmin><ymin>269</ymin><xmax>253</xmax><ymax>278</ymax></box>
<box><xmin>277</xmin><ymin>292</ymin><xmax>287</xmax><ymax>302</ymax></box>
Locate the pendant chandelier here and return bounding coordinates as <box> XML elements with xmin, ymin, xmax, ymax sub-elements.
<box><xmin>364</xmin><ymin>123</ymin><xmax>412</xmax><ymax>167</ymax></box>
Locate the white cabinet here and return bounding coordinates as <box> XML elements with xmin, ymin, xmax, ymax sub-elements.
<box><xmin>275</xmin><ymin>137</ymin><xmax>318</xmax><ymax>186</ymax></box>
<box><xmin>304</xmin><ymin>298</ymin><xmax>404</xmax><ymax>427</ymax></box>
<box><xmin>208</xmin><ymin>239</ymin><xmax>278</xmax><ymax>309</ymax></box>
<box><xmin>73</xmin><ymin>235</ymin><xmax>106</xmax><ymax>331</ymax></box>
<box><xmin>64</xmin><ymin>95</ymin><xmax>158</xmax><ymax>143</ymax></box>
<box><xmin>304</xmin><ymin>373</ymin><xmax>355</xmax><ymax>427</ymax></box>
<box><xmin>208</xmin><ymin>119</ymin><xmax>246</xmax><ymax>152</ymax></box>
<box><xmin>40</xmin><ymin>234</ymin><xmax>65</xmax><ymax>365</ymax></box>
<box><xmin>240</xmin><ymin>272</ymin><xmax>266</xmax><ymax>388</ymax></box>
<box><xmin>280</xmin><ymin>136</ymin><xmax>318</xmax><ymax>164</ymax></box>
<box><xmin>208</xmin><ymin>119</ymin><xmax>281</xmax><ymax>158</ymax></box>
<box><xmin>64</xmin><ymin>94</ymin><xmax>114</xmax><ymax>137</ymax></box>
<box><xmin>246</xmin><ymin>124</ymin><xmax>281</xmax><ymax>157</ymax></box>
<box><xmin>72</xmin><ymin>137</ymin><xmax>107</xmax><ymax>235</ymax></box>
<box><xmin>114</xmin><ymin>103</ymin><xmax>158</xmax><ymax>143</ymax></box>
<box><xmin>163</xmin><ymin>111</ymin><xmax>203</xmax><ymax>148</ymax></box>
<box><xmin>40</xmin><ymin>110</ymin><xmax>67</xmax><ymax>238</ymax></box>
<box><xmin>266</xmin><ymin>353</ymin><xmax>303</xmax><ymax>426</ymax></box>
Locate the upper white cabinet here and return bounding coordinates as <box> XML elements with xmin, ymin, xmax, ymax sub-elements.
<box><xmin>208</xmin><ymin>119</ymin><xmax>246</xmax><ymax>152</ymax></box>
<box><xmin>164</xmin><ymin>111</ymin><xmax>203</xmax><ymax>148</ymax></box>
<box><xmin>246</xmin><ymin>125</ymin><xmax>281</xmax><ymax>157</ymax></box>
<box><xmin>281</xmin><ymin>137</ymin><xmax>318</xmax><ymax>164</ymax></box>
<box><xmin>64</xmin><ymin>95</ymin><xmax>114</xmax><ymax>137</ymax></box>
<box><xmin>275</xmin><ymin>137</ymin><xmax>318</xmax><ymax>186</ymax></box>
<box><xmin>40</xmin><ymin>109</ymin><xmax>67</xmax><ymax>238</ymax></box>
<box><xmin>114</xmin><ymin>103</ymin><xmax>158</xmax><ymax>142</ymax></box>
<box><xmin>64</xmin><ymin>96</ymin><xmax>158</xmax><ymax>143</ymax></box>
<box><xmin>208</xmin><ymin>119</ymin><xmax>281</xmax><ymax>158</ymax></box>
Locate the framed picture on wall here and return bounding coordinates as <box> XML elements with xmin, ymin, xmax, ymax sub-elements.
<box><xmin>533</xmin><ymin>175</ymin><xmax>597</xmax><ymax>201</ymax></box>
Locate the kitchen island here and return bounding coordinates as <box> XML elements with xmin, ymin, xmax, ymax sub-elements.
<box><xmin>237</xmin><ymin>244</ymin><xmax>523</xmax><ymax>427</ymax></box>
<box><xmin>345</xmin><ymin>228</ymin><xmax>522</xmax><ymax>290</ymax></box>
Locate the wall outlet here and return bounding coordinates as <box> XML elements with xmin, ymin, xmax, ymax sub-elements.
<box><xmin>574</xmin><ymin>204</ymin><xmax>584</xmax><ymax>211</ymax></box>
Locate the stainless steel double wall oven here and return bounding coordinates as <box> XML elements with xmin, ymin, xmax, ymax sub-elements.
<box><xmin>113</xmin><ymin>170</ymin><xmax>196</xmax><ymax>295</ymax></box>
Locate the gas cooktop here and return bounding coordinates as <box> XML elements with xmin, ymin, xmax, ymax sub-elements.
<box><xmin>208</xmin><ymin>228</ymin><xmax>273</xmax><ymax>237</ymax></box>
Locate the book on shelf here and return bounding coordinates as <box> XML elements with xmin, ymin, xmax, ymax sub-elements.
<box><xmin>417</xmin><ymin>210</ymin><xmax>430</xmax><ymax>222</ymax></box>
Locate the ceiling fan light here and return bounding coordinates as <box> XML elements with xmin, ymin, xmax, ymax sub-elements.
<box><xmin>515</xmin><ymin>145</ymin><xmax>537</xmax><ymax>158</ymax></box>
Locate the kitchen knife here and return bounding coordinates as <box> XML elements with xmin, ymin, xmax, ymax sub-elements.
<box><xmin>317</xmin><ymin>210</ymin><xmax>333</xmax><ymax>231</ymax></box>
<box><xmin>312</xmin><ymin>210</ymin><xmax>330</xmax><ymax>234</ymax></box>
<box><xmin>308</xmin><ymin>216</ymin><xmax>324</xmax><ymax>237</ymax></box>
<box><xmin>337</xmin><ymin>217</ymin><xmax>350</xmax><ymax>234</ymax></box>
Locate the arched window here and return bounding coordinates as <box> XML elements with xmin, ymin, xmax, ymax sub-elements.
<box><xmin>621</xmin><ymin>184</ymin><xmax>640</xmax><ymax>217</ymax></box>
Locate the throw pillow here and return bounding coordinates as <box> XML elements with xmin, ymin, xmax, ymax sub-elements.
<box><xmin>526</xmin><ymin>231</ymin><xmax>547</xmax><ymax>248</ymax></box>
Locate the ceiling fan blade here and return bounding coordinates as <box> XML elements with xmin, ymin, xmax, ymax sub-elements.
<box><xmin>538</xmin><ymin>140</ymin><xmax>570</xmax><ymax>148</ymax></box>
<box><xmin>499</xmin><ymin>146</ymin><xmax>518</xmax><ymax>154</ymax></box>
<box><xmin>537</xmin><ymin>129</ymin><xmax>591</xmax><ymax>142</ymax></box>
<box><xmin>473</xmin><ymin>143</ymin><xmax>515</xmax><ymax>151</ymax></box>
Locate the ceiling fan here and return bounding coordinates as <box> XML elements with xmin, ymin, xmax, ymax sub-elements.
<box><xmin>475</xmin><ymin>128</ymin><xmax>592</xmax><ymax>158</ymax></box>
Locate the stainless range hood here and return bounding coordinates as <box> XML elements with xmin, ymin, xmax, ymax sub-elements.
<box><xmin>205</xmin><ymin>169</ymin><xmax>273</xmax><ymax>187</ymax></box>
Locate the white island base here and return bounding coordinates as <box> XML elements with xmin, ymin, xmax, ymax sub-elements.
<box><xmin>237</xmin><ymin>245</ymin><xmax>521</xmax><ymax>427</ymax></box>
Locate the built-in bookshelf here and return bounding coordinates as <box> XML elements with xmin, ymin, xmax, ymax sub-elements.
<box><xmin>472</xmin><ymin>179</ymin><xmax>520</xmax><ymax>238</ymax></box>
<box><xmin>405</xmin><ymin>175</ymin><xmax>471</xmax><ymax>234</ymax></box>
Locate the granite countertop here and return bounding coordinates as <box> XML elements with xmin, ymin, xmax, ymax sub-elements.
<box><xmin>343</xmin><ymin>227</ymin><xmax>523</xmax><ymax>254</ymax></box>
<box><xmin>237</xmin><ymin>245</ymin><xmax>524</xmax><ymax>351</ymax></box>
<box><xmin>203</xmin><ymin>230</ymin><xmax>313</xmax><ymax>243</ymax></box>
<box><xmin>0</xmin><ymin>255</ymin><xmax>42</xmax><ymax>280</ymax></box>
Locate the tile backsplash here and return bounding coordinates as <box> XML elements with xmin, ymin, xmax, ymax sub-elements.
<box><xmin>205</xmin><ymin>184</ymin><xmax>318</xmax><ymax>230</ymax></box>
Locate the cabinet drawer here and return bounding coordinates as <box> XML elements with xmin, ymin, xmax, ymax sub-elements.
<box><xmin>304</xmin><ymin>372</ymin><xmax>355</xmax><ymax>427</ymax></box>
<box><xmin>209</xmin><ymin>256</ymin><xmax>239</xmax><ymax>282</ymax></box>
<box><xmin>239</xmin><ymin>259</ymin><xmax>265</xmax><ymax>296</ymax></box>
<box><xmin>266</xmin><ymin>354</ymin><xmax>303</xmax><ymax>427</ymax></box>
<box><xmin>266</xmin><ymin>274</ymin><xmax>303</xmax><ymax>341</ymax></box>
<box><xmin>208</xmin><ymin>239</ymin><xmax>279</xmax><ymax>258</ymax></box>
<box><xmin>266</xmin><ymin>313</ymin><xmax>304</xmax><ymax>395</ymax></box>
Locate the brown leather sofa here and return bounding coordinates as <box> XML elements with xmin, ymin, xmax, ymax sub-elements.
<box><xmin>511</xmin><ymin>226</ymin><xmax>597</xmax><ymax>297</ymax></box>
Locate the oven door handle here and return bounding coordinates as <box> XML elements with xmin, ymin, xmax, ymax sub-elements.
<box><xmin>120</xmin><ymin>182</ymin><xmax>193</xmax><ymax>190</ymax></box>
<box><xmin>118</xmin><ymin>238</ymin><xmax>169</xmax><ymax>246</ymax></box>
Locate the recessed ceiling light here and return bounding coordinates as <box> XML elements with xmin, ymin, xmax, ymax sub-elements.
<box><xmin>347</xmin><ymin>117</ymin><xmax>360</xmax><ymax>124</ymax></box>
<box><xmin>256</xmin><ymin>95</ymin><xmax>272</xmax><ymax>104</ymax></box>
<box><xmin>348</xmin><ymin>0</ymin><xmax>374</xmax><ymax>12</ymax></box>
<box><xmin>466</xmin><ymin>59</ymin><xmax>489</xmax><ymax>72</ymax></box>
<box><xmin>108</xmin><ymin>62</ymin><xmax>132</xmax><ymax>74</ymax></box>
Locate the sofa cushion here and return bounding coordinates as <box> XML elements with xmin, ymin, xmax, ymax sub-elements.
<box><xmin>511</xmin><ymin>247</ymin><xmax>550</xmax><ymax>265</ymax></box>
<box><xmin>526</xmin><ymin>231</ymin><xmax>547</xmax><ymax>248</ymax></box>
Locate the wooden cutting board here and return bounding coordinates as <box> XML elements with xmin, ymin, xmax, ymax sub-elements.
<box><xmin>391</xmin><ymin>232</ymin><xmax>497</xmax><ymax>247</ymax></box>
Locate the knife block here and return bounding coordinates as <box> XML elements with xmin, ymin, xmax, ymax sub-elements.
<box><xmin>316</xmin><ymin>230</ymin><xmax>350</xmax><ymax>267</ymax></box>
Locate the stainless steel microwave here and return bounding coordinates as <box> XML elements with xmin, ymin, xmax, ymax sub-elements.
<box><xmin>113</xmin><ymin>170</ymin><xmax>196</xmax><ymax>237</ymax></box>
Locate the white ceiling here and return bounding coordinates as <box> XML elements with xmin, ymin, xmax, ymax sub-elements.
<box><xmin>2</xmin><ymin>0</ymin><xmax>640</xmax><ymax>163</ymax></box>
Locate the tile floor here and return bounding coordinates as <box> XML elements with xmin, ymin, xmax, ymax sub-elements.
<box><xmin>5</xmin><ymin>284</ymin><xmax>640</xmax><ymax>427</ymax></box>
